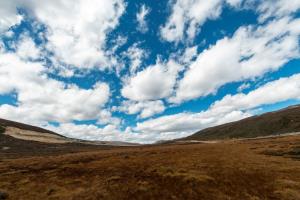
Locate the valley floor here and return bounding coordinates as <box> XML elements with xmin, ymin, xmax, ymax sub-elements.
<box><xmin>0</xmin><ymin>135</ymin><xmax>300</xmax><ymax>200</ymax></box>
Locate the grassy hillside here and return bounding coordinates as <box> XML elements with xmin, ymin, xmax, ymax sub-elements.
<box><xmin>181</xmin><ymin>105</ymin><xmax>300</xmax><ymax>141</ymax></box>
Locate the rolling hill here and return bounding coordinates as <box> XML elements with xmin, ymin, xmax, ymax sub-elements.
<box><xmin>0</xmin><ymin>118</ymin><xmax>71</xmax><ymax>144</ymax></box>
<box><xmin>0</xmin><ymin>118</ymin><xmax>139</xmax><ymax>158</ymax></box>
<box><xmin>180</xmin><ymin>105</ymin><xmax>300</xmax><ymax>141</ymax></box>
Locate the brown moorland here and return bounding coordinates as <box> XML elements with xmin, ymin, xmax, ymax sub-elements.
<box><xmin>0</xmin><ymin>134</ymin><xmax>300</xmax><ymax>200</ymax></box>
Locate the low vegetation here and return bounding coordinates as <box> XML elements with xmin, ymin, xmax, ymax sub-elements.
<box><xmin>0</xmin><ymin>135</ymin><xmax>300</xmax><ymax>199</ymax></box>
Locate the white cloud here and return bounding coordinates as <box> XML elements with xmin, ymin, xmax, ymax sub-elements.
<box><xmin>161</xmin><ymin>0</ymin><xmax>221</xmax><ymax>42</ymax></box>
<box><xmin>111</xmin><ymin>35</ymin><xmax>127</xmax><ymax>52</ymax></box>
<box><xmin>0</xmin><ymin>0</ymin><xmax>23</xmax><ymax>33</ymax></box>
<box><xmin>0</xmin><ymin>53</ymin><xmax>43</xmax><ymax>94</ymax></box>
<box><xmin>48</xmin><ymin>73</ymin><xmax>300</xmax><ymax>143</ymax></box>
<box><xmin>0</xmin><ymin>41</ymin><xmax>4</xmax><ymax>52</ymax></box>
<box><xmin>211</xmin><ymin>73</ymin><xmax>300</xmax><ymax>114</ymax></box>
<box><xmin>136</xmin><ymin>73</ymin><xmax>300</xmax><ymax>139</ymax></box>
<box><xmin>123</xmin><ymin>43</ymin><xmax>148</xmax><ymax>74</ymax></box>
<box><xmin>258</xmin><ymin>0</ymin><xmax>300</xmax><ymax>22</ymax></box>
<box><xmin>0</xmin><ymin>0</ymin><xmax>125</xmax><ymax>69</ymax></box>
<box><xmin>97</xmin><ymin>109</ymin><xmax>122</xmax><ymax>126</ymax></box>
<box><xmin>16</xmin><ymin>34</ymin><xmax>40</xmax><ymax>60</ymax></box>
<box><xmin>226</xmin><ymin>0</ymin><xmax>242</xmax><ymax>7</ymax></box>
<box><xmin>160</xmin><ymin>0</ymin><xmax>300</xmax><ymax>43</ymax></box>
<box><xmin>48</xmin><ymin>122</ymin><xmax>193</xmax><ymax>143</ymax></box>
<box><xmin>32</xmin><ymin>0</ymin><xmax>125</xmax><ymax>69</ymax></box>
<box><xmin>121</xmin><ymin>59</ymin><xmax>183</xmax><ymax>101</ymax></box>
<box><xmin>180</xmin><ymin>45</ymin><xmax>198</xmax><ymax>64</ymax></box>
<box><xmin>160</xmin><ymin>0</ymin><xmax>243</xmax><ymax>42</ymax></box>
<box><xmin>4</xmin><ymin>30</ymin><xmax>14</xmax><ymax>38</ymax></box>
<box><xmin>237</xmin><ymin>82</ymin><xmax>250</xmax><ymax>92</ymax></box>
<box><xmin>119</xmin><ymin>100</ymin><xmax>165</xmax><ymax>118</ymax></box>
<box><xmin>171</xmin><ymin>17</ymin><xmax>300</xmax><ymax>103</ymax></box>
<box><xmin>48</xmin><ymin>123</ymin><xmax>122</xmax><ymax>141</ymax></box>
<box><xmin>136</xmin><ymin>109</ymin><xmax>250</xmax><ymax>138</ymax></box>
<box><xmin>136</xmin><ymin>5</ymin><xmax>150</xmax><ymax>33</ymax></box>
<box><xmin>0</xmin><ymin>0</ymin><xmax>300</xmax><ymax>144</ymax></box>
<box><xmin>0</xmin><ymin>51</ymin><xmax>110</xmax><ymax>125</ymax></box>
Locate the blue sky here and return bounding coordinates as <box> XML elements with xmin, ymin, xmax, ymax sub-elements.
<box><xmin>0</xmin><ymin>0</ymin><xmax>299</xmax><ymax>143</ymax></box>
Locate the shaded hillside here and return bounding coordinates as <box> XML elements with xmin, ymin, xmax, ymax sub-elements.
<box><xmin>182</xmin><ymin>105</ymin><xmax>300</xmax><ymax>141</ymax></box>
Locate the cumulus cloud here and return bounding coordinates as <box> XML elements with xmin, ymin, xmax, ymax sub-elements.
<box><xmin>0</xmin><ymin>0</ymin><xmax>125</xmax><ymax>69</ymax></box>
<box><xmin>0</xmin><ymin>51</ymin><xmax>110</xmax><ymax>125</ymax></box>
<box><xmin>135</xmin><ymin>108</ymin><xmax>250</xmax><ymax>137</ymax></box>
<box><xmin>161</xmin><ymin>0</ymin><xmax>221</xmax><ymax>42</ymax></box>
<box><xmin>48</xmin><ymin>123</ymin><xmax>122</xmax><ymax>141</ymax></box>
<box><xmin>211</xmin><ymin>73</ymin><xmax>300</xmax><ymax>114</ymax></box>
<box><xmin>123</xmin><ymin>43</ymin><xmax>148</xmax><ymax>74</ymax></box>
<box><xmin>171</xmin><ymin>17</ymin><xmax>300</xmax><ymax>103</ymax></box>
<box><xmin>32</xmin><ymin>0</ymin><xmax>125</xmax><ymax>69</ymax></box>
<box><xmin>160</xmin><ymin>0</ymin><xmax>242</xmax><ymax>42</ymax></box>
<box><xmin>0</xmin><ymin>0</ymin><xmax>23</xmax><ymax>33</ymax></box>
<box><xmin>0</xmin><ymin>0</ymin><xmax>299</xmax><ymax>144</ymax></box>
<box><xmin>258</xmin><ymin>0</ymin><xmax>300</xmax><ymax>22</ymax></box>
<box><xmin>119</xmin><ymin>100</ymin><xmax>165</xmax><ymax>118</ymax></box>
<box><xmin>136</xmin><ymin>5</ymin><xmax>150</xmax><ymax>33</ymax></box>
<box><xmin>48</xmin><ymin>121</ymin><xmax>198</xmax><ymax>144</ymax></box>
<box><xmin>97</xmin><ymin>109</ymin><xmax>122</xmax><ymax>126</ymax></box>
<box><xmin>47</xmin><ymin>73</ymin><xmax>300</xmax><ymax>143</ymax></box>
<box><xmin>16</xmin><ymin>33</ymin><xmax>40</xmax><ymax>60</ymax></box>
<box><xmin>121</xmin><ymin>60</ymin><xmax>183</xmax><ymax>101</ymax></box>
<box><xmin>137</xmin><ymin>73</ymin><xmax>300</xmax><ymax>138</ymax></box>
<box><xmin>180</xmin><ymin>46</ymin><xmax>198</xmax><ymax>64</ymax></box>
<box><xmin>48</xmin><ymin>122</ymin><xmax>180</xmax><ymax>144</ymax></box>
<box><xmin>160</xmin><ymin>0</ymin><xmax>300</xmax><ymax>43</ymax></box>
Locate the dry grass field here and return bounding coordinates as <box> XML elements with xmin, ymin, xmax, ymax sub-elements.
<box><xmin>0</xmin><ymin>135</ymin><xmax>300</xmax><ymax>200</ymax></box>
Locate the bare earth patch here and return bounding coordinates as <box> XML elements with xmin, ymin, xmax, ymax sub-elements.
<box><xmin>3</xmin><ymin>127</ymin><xmax>70</xmax><ymax>144</ymax></box>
